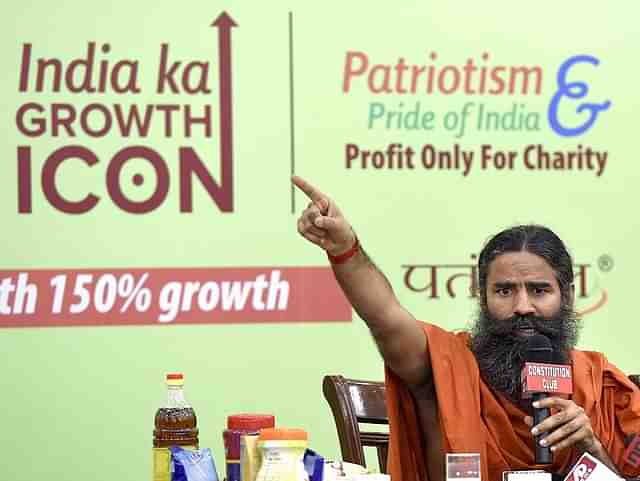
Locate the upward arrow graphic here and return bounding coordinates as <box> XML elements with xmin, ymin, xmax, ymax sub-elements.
<box><xmin>212</xmin><ymin>12</ymin><xmax>237</xmax><ymax>212</ymax></box>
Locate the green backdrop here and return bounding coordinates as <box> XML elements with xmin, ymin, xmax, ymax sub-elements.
<box><xmin>1</xmin><ymin>1</ymin><xmax>639</xmax><ymax>480</ymax></box>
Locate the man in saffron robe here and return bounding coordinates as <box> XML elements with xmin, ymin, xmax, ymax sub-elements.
<box><xmin>293</xmin><ymin>176</ymin><xmax>640</xmax><ymax>481</ymax></box>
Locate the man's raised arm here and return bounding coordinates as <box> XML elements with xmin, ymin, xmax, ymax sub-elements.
<box><xmin>293</xmin><ymin>176</ymin><xmax>430</xmax><ymax>387</ymax></box>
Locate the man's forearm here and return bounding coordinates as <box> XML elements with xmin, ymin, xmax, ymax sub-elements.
<box><xmin>328</xmin><ymin>242</ymin><xmax>432</xmax><ymax>389</ymax></box>
<box><xmin>331</xmin><ymin>247</ymin><xmax>399</xmax><ymax>333</ymax></box>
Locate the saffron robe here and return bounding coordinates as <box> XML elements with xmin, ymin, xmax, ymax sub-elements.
<box><xmin>385</xmin><ymin>323</ymin><xmax>640</xmax><ymax>481</ymax></box>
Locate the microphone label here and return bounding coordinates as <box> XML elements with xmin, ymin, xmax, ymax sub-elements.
<box><xmin>446</xmin><ymin>453</ymin><xmax>481</xmax><ymax>481</ymax></box>
<box><xmin>563</xmin><ymin>452</ymin><xmax>619</xmax><ymax>481</ymax></box>
<box><xmin>521</xmin><ymin>362</ymin><xmax>573</xmax><ymax>398</ymax></box>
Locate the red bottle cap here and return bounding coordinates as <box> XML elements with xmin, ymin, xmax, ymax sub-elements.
<box><xmin>227</xmin><ymin>414</ymin><xmax>275</xmax><ymax>431</ymax></box>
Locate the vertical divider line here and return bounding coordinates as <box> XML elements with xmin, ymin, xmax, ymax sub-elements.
<box><xmin>289</xmin><ymin>11</ymin><xmax>296</xmax><ymax>214</ymax></box>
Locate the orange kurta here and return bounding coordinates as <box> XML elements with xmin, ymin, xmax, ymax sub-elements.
<box><xmin>385</xmin><ymin>323</ymin><xmax>640</xmax><ymax>481</ymax></box>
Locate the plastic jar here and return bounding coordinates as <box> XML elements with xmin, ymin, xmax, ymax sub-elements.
<box><xmin>255</xmin><ymin>428</ymin><xmax>309</xmax><ymax>481</ymax></box>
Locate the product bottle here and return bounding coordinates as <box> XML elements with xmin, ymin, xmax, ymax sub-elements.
<box><xmin>152</xmin><ymin>373</ymin><xmax>199</xmax><ymax>481</ymax></box>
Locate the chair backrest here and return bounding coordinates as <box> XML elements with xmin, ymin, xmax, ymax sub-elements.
<box><xmin>322</xmin><ymin>375</ymin><xmax>389</xmax><ymax>473</ymax></box>
<box><xmin>323</xmin><ymin>374</ymin><xmax>640</xmax><ymax>475</ymax></box>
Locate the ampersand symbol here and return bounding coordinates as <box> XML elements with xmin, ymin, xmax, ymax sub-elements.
<box><xmin>548</xmin><ymin>55</ymin><xmax>611</xmax><ymax>137</ymax></box>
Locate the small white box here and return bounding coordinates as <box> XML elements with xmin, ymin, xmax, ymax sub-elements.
<box><xmin>503</xmin><ymin>470</ymin><xmax>552</xmax><ymax>481</ymax></box>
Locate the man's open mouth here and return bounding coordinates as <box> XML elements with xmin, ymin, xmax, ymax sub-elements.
<box><xmin>514</xmin><ymin>327</ymin><xmax>536</xmax><ymax>337</ymax></box>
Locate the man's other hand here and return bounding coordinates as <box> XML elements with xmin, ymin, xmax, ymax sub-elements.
<box><xmin>525</xmin><ymin>397</ymin><xmax>598</xmax><ymax>453</ymax></box>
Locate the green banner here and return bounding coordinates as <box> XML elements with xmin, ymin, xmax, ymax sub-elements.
<box><xmin>1</xmin><ymin>1</ymin><xmax>638</xmax><ymax>480</ymax></box>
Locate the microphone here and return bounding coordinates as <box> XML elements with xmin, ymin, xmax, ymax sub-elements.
<box><xmin>526</xmin><ymin>335</ymin><xmax>554</xmax><ymax>465</ymax></box>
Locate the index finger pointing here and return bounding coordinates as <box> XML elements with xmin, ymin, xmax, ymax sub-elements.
<box><xmin>292</xmin><ymin>175</ymin><xmax>326</xmax><ymax>203</ymax></box>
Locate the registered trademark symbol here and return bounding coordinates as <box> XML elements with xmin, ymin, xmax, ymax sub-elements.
<box><xmin>597</xmin><ymin>254</ymin><xmax>614</xmax><ymax>272</ymax></box>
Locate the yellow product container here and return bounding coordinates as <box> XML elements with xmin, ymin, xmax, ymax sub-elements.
<box><xmin>255</xmin><ymin>428</ymin><xmax>309</xmax><ymax>481</ymax></box>
<box><xmin>241</xmin><ymin>433</ymin><xmax>262</xmax><ymax>481</ymax></box>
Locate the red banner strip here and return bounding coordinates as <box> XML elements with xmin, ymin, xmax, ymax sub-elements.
<box><xmin>0</xmin><ymin>267</ymin><xmax>352</xmax><ymax>328</ymax></box>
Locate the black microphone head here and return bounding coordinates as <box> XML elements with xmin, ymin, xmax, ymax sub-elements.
<box><xmin>526</xmin><ymin>334</ymin><xmax>553</xmax><ymax>363</ymax></box>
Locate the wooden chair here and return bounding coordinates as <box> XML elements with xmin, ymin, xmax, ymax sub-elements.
<box><xmin>323</xmin><ymin>375</ymin><xmax>389</xmax><ymax>473</ymax></box>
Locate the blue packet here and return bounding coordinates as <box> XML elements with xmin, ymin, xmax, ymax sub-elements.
<box><xmin>170</xmin><ymin>447</ymin><xmax>219</xmax><ymax>481</ymax></box>
<box><xmin>303</xmin><ymin>448</ymin><xmax>325</xmax><ymax>481</ymax></box>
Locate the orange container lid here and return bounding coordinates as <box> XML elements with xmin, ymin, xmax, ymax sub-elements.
<box><xmin>258</xmin><ymin>428</ymin><xmax>308</xmax><ymax>441</ymax></box>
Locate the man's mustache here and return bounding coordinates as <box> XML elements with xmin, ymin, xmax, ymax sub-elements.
<box><xmin>483</xmin><ymin>313</ymin><xmax>570</xmax><ymax>339</ymax></box>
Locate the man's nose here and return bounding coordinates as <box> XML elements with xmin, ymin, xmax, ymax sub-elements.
<box><xmin>514</xmin><ymin>290</ymin><xmax>535</xmax><ymax>316</ymax></box>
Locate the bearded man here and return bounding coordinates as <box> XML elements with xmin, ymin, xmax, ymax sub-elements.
<box><xmin>293</xmin><ymin>176</ymin><xmax>640</xmax><ymax>481</ymax></box>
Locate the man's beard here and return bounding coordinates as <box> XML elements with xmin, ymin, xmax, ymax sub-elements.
<box><xmin>469</xmin><ymin>302</ymin><xmax>580</xmax><ymax>403</ymax></box>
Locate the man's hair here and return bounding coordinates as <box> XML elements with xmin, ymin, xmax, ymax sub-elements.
<box><xmin>477</xmin><ymin>224</ymin><xmax>574</xmax><ymax>303</ymax></box>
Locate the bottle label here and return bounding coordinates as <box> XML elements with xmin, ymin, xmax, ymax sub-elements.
<box><xmin>153</xmin><ymin>446</ymin><xmax>197</xmax><ymax>481</ymax></box>
<box><xmin>153</xmin><ymin>448</ymin><xmax>171</xmax><ymax>481</ymax></box>
<box><xmin>256</xmin><ymin>446</ymin><xmax>308</xmax><ymax>481</ymax></box>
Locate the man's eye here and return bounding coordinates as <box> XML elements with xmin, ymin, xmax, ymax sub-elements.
<box><xmin>532</xmin><ymin>288</ymin><xmax>547</xmax><ymax>296</ymax></box>
<box><xmin>496</xmin><ymin>288</ymin><xmax>511</xmax><ymax>296</ymax></box>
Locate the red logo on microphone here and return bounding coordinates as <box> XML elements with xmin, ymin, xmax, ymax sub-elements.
<box><xmin>521</xmin><ymin>362</ymin><xmax>573</xmax><ymax>398</ymax></box>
